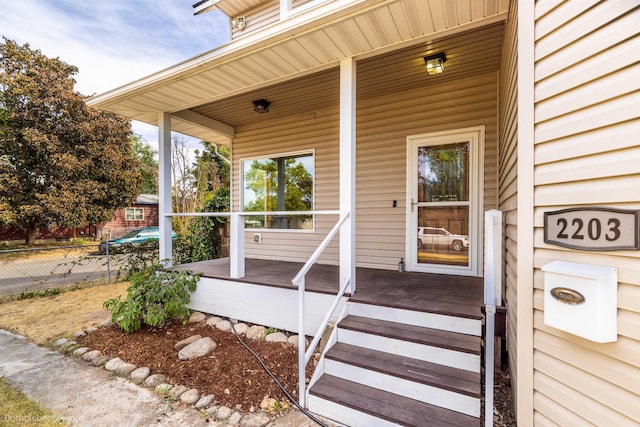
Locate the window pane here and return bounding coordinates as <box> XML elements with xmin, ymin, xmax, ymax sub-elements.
<box><xmin>418</xmin><ymin>142</ymin><xmax>469</xmax><ymax>202</ymax></box>
<box><xmin>243</xmin><ymin>153</ymin><xmax>314</xmax><ymax>230</ymax></box>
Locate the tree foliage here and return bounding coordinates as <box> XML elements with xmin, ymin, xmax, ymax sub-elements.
<box><xmin>0</xmin><ymin>38</ymin><xmax>143</xmax><ymax>244</ymax></box>
<box><xmin>131</xmin><ymin>134</ymin><xmax>158</xmax><ymax>195</ymax></box>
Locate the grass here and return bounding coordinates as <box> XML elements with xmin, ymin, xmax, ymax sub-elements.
<box><xmin>0</xmin><ymin>378</ymin><xmax>66</xmax><ymax>426</ymax></box>
<box><xmin>0</xmin><ymin>282</ymin><xmax>129</xmax><ymax>346</ymax></box>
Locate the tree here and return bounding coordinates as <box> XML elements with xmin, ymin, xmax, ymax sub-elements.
<box><xmin>131</xmin><ymin>134</ymin><xmax>158</xmax><ymax>194</ymax></box>
<box><xmin>0</xmin><ymin>38</ymin><xmax>143</xmax><ymax>244</ymax></box>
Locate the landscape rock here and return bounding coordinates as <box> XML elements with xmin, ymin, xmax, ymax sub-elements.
<box><xmin>81</xmin><ymin>349</ymin><xmax>101</xmax><ymax>362</ymax></box>
<box><xmin>216</xmin><ymin>320</ymin><xmax>232</xmax><ymax>332</ymax></box>
<box><xmin>174</xmin><ymin>334</ymin><xmax>202</xmax><ymax>351</ymax></box>
<box><xmin>188</xmin><ymin>312</ymin><xmax>206</xmax><ymax>323</ymax></box>
<box><xmin>179</xmin><ymin>388</ymin><xmax>200</xmax><ymax>405</ymax></box>
<box><xmin>114</xmin><ymin>362</ymin><xmax>137</xmax><ymax>377</ymax></box>
<box><xmin>169</xmin><ymin>385</ymin><xmax>188</xmax><ymax>398</ymax></box>
<box><xmin>259</xmin><ymin>398</ymin><xmax>277</xmax><ymax>410</ymax></box>
<box><xmin>288</xmin><ymin>335</ymin><xmax>309</xmax><ymax>348</ymax></box>
<box><xmin>89</xmin><ymin>354</ymin><xmax>111</xmax><ymax>367</ymax></box>
<box><xmin>216</xmin><ymin>406</ymin><xmax>233</xmax><ymax>420</ymax></box>
<box><xmin>53</xmin><ymin>338</ymin><xmax>68</xmax><ymax>348</ymax></box>
<box><xmin>130</xmin><ymin>367</ymin><xmax>150</xmax><ymax>384</ymax></box>
<box><xmin>72</xmin><ymin>330</ymin><xmax>86</xmax><ymax>339</ymax></box>
<box><xmin>178</xmin><ymin>337</ymin><xmax>217</xmax><ymax>360</ymax></box>
<box><xmin>60</xmin><ymin>340</ymin><xmax>77</xmax><ymax>352</ymax></box>
<box><xmin>240</xmin><ymin>413</ymin><xmax>271</xmax><ymax>427</ymax></box>
<box><xmin>143</xmin><ymin>373</ymin><xmax>167</xmax><ymax>388</ymax></box>
<box><xmin>104</xmin><ymin>357</ymin><xmax>123</xmax><ymax>372</ymax></box>
<box><xmin>195</xmin><ymin>394</ymin><xmax>215</xmax><ymax>409</ymax></box>
<box><xmin>85</xmin><ymin>326</ymin><xmax>98</xmax><ymax>334</ymax></box>
<box><xmin>233</xmin><ymin>323</ymin><xmax>249</xmax><ymax>335</ymax></box>
<box><xmin>228</xmin><ymin>411</ymin><xmax>242</xmax><ymax>425</ymax></box>
<box><xmin>100</xmin><ymin>318</ymin><xmax>112</xmax><ymax>327</ymax></box>
<box><xmin>206</xmin><ymin>316</ymin><xmax>222</xmax><ymax>327</ymax></box>
<box><xmin>265</xmin><ymin>332</ymin><xmax>288</xmax><ymax>343</ymax></box>
<box><xmin>72</xmin><ymin>347</ymin><xmax>89</xmax><ymax>357</ymax></box>
<box><xmin>246</xmin><ymin>326</ymin><xmax>266</xmax><ymax>342</ymax></box>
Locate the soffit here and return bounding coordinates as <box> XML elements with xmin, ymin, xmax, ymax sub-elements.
<box><xmin>192</xmin><ymin>23</ymin><xmax>505</xmax><ymax>128</ymax></box>
<box><xmin>88</xmin><ymin>0</ymin><xmax>510</xmax><ymax>140</ymax></box>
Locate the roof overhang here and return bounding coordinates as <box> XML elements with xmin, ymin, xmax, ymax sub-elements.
<box><xmin>87</xmin><ymin>0</ymin><xmax>510</xmax><ymax>142</ymax></box>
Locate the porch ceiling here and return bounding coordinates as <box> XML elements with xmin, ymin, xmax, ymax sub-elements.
<box><xmin>87</xmin><ymin>0</ymin><xmax>509</xmax><ymax>141</ymax></box>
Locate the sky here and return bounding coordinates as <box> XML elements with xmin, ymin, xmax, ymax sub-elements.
<box><xmin>0</xmin><ymin>0</ymin><xmax>230</xmax><ymax>145</ymax></box>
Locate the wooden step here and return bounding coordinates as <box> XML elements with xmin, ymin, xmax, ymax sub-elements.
<box><xmin>337</xmin><ymin>315</ymin><xmax>481</xmax><ymax>372</ymax></box>
<box><xmin>339</xmin><ymin>315</ymin><xmax>481</xmax><ymax>355</ymax></box>
<box><xmin>326</xmin><ymin>342</ymin><xmax>480</xmax><ymax>397</ymax></box>
<box><xmin>348</xmin><ymin>302</ymin><xmax>482</xmax><ymax>336</ymax></box>
<box><xmin>308</xmin><ymin>375</ymin><xmax>480</xmax><ymax>427</ymax></box>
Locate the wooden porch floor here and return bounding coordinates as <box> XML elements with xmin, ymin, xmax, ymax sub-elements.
<box><xmin>175</xmin><ymin>258</ymin><xmax>484</xmax><ymax>320</ymax></box>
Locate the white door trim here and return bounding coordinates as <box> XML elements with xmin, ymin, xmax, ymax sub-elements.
<box><xmin>405</xmin><ymin>127</ymin><xmax>484</xmax><ymax>277</ymax></box>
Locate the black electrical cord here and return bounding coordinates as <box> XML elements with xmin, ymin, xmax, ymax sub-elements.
<box><xmin>229</xmin><ymin>322</ymin><xmax>328</xmax><ymax>427</ymax></box>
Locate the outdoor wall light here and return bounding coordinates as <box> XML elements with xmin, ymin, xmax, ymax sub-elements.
<box><xmin>424</xmin><ymin>52</ymin><xmax>447</xmax><ymax>75</ymax></box>
<box><xmin>252</xmin><ymin>99</ymin><xmax>271</xmax><ymax>113</ymax></box>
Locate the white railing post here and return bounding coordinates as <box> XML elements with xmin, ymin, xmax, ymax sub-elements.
<box><xmin>298</xmin><ymin>276</ymin><xmax>306</xmax><ymax>407</ymax></box>
<box><xmin>484</xmin><ymin>209</ymin><xmax>502</xmax><ymax>427</ymax></box>
<box><xmin>230</xmin><ymin>213</ymin><xmax>245</xmax><ymax>278</ymax></box>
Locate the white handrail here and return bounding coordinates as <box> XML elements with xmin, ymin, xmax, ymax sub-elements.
<box><xmin>292</xmin><ymin>211</ymin><xmax>350</xmax><ymax>408</ymax></box>
<box><xmin>292</xmin><ymin>212</ymin><xmax>350</xmax><ymax>285</ymax></box>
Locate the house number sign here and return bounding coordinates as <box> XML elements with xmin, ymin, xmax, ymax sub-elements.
<box><xmin>544</xmin><ymin>207</ymin><xmax>640</xmax><ymax>251</ymax></box>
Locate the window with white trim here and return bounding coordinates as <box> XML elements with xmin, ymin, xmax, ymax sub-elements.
<box><xmin>242</xmin><ymin>151</ymin><xmax>314</xmax><ymax>230</ymax></box>
<box><xmin>125</xmin><ymin>207</ymin><xmax>144</xmax><ymax>221</ymax></box>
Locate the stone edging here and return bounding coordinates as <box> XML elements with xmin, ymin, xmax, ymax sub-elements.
<box><xmin>52</xmin><ymin>311</ymin><xmax>310</xmax><ymax>427</ymax></box>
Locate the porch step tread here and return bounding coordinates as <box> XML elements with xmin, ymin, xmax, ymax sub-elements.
<box><xmin>309</xmin><ymin>375</ymin><xmax>480</xmax><ymax>427</ymax></box>
<box><xmin>325</xmin><ymin>342</ymin><xmax>481</xmax><ymax>397</ymax></box>
<box><xmin>339</xmin><ymin>315</ymin><xmax>481</xmax><ymax>355</ymax></box>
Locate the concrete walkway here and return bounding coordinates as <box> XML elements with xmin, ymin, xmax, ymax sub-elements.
<box><xmin>0</xmin><ymin>330</ymin><xmax>335</xmax><ymax>427</ymax></box>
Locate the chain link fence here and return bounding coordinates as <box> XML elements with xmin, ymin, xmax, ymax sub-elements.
<box><xmin>0</xmin><ymin>244</ymin><xmax>140</xmax><ymax>298</ymax></box>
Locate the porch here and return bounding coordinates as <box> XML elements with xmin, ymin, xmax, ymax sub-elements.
<box><xmin>175</xmin><ymin>257</ymin><xmax>484</xmax><ymax>321</ymax></box>
<box><xmin>176</xmin><ymin>257</ymin><xmax>487</xmax><ymax>425</ymax></box>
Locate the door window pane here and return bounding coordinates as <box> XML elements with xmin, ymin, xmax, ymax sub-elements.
<box><xmin>417</xmin><ymin>206</ymin><xmax>469</xmax><ymax>266</ymax></box>
<box><xmin>418</xmin><ymin>142</ymin><xmax>469</xmax><ymax>202</ymax></box>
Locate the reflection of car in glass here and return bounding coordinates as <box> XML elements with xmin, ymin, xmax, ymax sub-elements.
<box><xmin>99</xmin><ymin>227</ymin><xmax>176</xmax><ymax>254</ymax></box>
<box><xmin>418</xmin><ymin>227</ymin><xmax>469</xmax><ymax>251</ymax></box>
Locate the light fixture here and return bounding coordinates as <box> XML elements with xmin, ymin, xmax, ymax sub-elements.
<box><xmin>252</xmin><ymin>99</ymin><xmax>271</xmax><ymax>114</ymax></box>
<box><xmin>423</xmin><ymin>52</ymin><xmax>447</xmax><ymax>75</ymax></box>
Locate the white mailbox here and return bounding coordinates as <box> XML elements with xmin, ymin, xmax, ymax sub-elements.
<box><xmin>542</xmin><ymin>261</ymin><xmax>617</xmax><ymax>343</ymax></box>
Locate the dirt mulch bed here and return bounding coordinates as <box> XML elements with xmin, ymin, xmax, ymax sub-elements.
<box><xmin>80</xmin><ymin>321</ymin><xmax>312</xmax><ymax>410</ymax></box>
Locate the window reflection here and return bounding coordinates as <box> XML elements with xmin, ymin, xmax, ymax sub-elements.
<box><xmin>242</xmin><ymin>153</ymin><xmax>314</xmax><ymax>230</ymax></box>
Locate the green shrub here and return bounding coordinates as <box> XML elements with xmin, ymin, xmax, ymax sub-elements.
<box><xmin>104</xmin><ymin>263</ymin><xmax>200</xmax><ymax>333</ymax></box>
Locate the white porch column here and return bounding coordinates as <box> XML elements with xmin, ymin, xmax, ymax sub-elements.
<box><xmin>158</xmin><ymin>112</ymin><xmax>173</xmax><ymax>266</ymax></box>
<box><xmin>340</xmin><ymin>57</ymin><xmax>356</xmax><ymax>294</ymax></box>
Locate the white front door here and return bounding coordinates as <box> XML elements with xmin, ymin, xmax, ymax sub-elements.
<box><xmin>406</xmin><ymin>127</ymin><xmax>484</xmax><ymax>276</ymax></box>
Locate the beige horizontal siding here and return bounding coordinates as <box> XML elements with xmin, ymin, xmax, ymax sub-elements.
<box><xmin>231</xmin><ymin>0</ymin><xmax>279</xmax><ymax>39</ymax></box>
<box><xmin>498</xmin><ymin>0</ymin><xmax>519</xmax><ymax>404</ymax></box>
<box><xmin>531</xmin><ymin>1</ymin><xmax>640</xmax><ymax>410</ymax></box>
<box><xmin>231</xmin><ymin>68</ymin><xmax>499</xmax><ymax>270</ymax></box>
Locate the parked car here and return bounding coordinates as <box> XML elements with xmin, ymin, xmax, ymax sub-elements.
<box><xmin>417</xmin><ymin>227</ymin><xmax>469</xmax><ymax>251</ymax></box>
<box><xmin>99</xmin><ymin>227</ymin><xmax>176</xmax><ymax>254</ymax></box>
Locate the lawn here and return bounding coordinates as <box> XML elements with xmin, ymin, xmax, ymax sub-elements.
<box><xmin>0</xmin><ymin>282</ymin><xmax>128</xmax><ymax>346</ymax></box>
